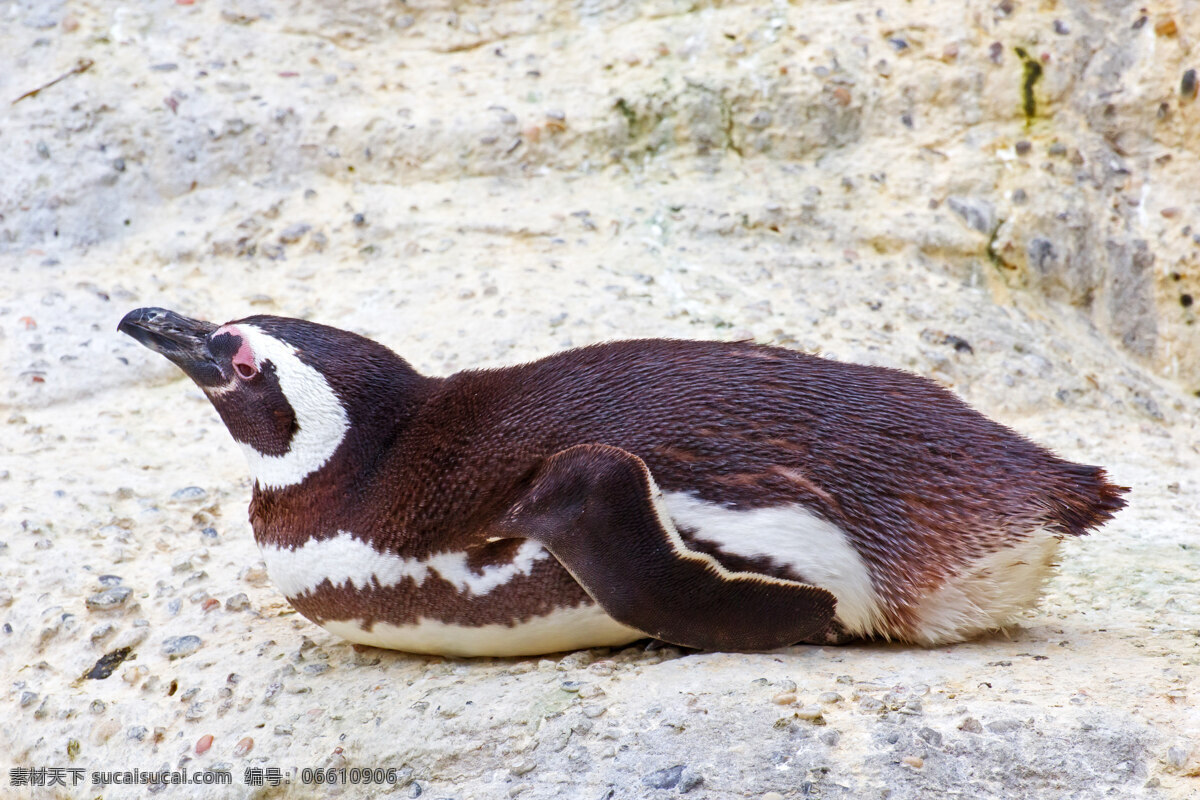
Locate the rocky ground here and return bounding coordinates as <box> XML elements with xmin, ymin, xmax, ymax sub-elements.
<box><xmin>2</xmin><ymin>1</ymin><xmax>1198</xmax><ymax>798</ymax></box>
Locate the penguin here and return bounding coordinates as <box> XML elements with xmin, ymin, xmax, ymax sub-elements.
<box><xmin>118</xmin><ymin>307</ymin><xmax>1127</xmax><ymax>657</ymax></box>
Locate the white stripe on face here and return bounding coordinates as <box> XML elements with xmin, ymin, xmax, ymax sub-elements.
<box><xmin>227</xmin><ymin>324</ymin><xmax>350</xmax><ymax>490</ymax></box>
<box><xmin>259</xmin><ymin>532</ymin><xmax>549</xmax><ymax>598</ymax></box>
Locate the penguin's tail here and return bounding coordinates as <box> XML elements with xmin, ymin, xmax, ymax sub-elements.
<box><xmin>1043</xmin><ymin>463</ymin><xmax>1128</xmax><ymax>536</ymax></box>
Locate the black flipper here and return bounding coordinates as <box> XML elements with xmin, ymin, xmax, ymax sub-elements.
<box><xmin>497</xmin><ymin>444</ymin><xmax>837</xmax><ymax>651</ymax></box>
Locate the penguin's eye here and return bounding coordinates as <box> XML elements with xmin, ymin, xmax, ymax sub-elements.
<box><xmin>235</xmin><ymin>362</ymin><xmax>257</xmax><ymax>379</ymax></box>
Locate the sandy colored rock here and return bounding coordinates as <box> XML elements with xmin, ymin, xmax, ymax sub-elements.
<box><xmin>1</xmin><ymin>1</ymin><xmax>1198</xmax><ymax>799</ymax></box>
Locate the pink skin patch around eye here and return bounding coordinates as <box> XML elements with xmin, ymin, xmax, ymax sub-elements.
<box><xmin>215</xmin><ymin>325</ymin><xmax>257</xmax><ymax>377</ymax></box>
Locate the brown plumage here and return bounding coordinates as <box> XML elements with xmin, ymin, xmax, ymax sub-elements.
<box><xmin>119</xmin><ymin>308</ymin><xmax>1128</xmax><ymax>652</ymax></box>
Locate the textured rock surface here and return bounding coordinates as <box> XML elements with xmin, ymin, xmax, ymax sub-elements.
<box><xmin>1</xmin><ymin>1</ymin><xmax>1197</xmax><ymax>798</ymax></box>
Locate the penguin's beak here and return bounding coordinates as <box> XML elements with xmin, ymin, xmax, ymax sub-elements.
<box><xmin>118</xmin><ymin>307</ymin><xmax>225</xmax><ymax>387</ymax></box>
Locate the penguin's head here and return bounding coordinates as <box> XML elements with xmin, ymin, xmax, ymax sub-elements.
<box><xmin>119</xmin><ymin>307</ymin><xmax>419</xmax><ymax>491</ymax></box>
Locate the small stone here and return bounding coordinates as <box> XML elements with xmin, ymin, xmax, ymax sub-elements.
<box><xmin>162</xmin><ymin>635</ymin><xmax>202</xmax><ymax>659</ymax></box>
<box><xmin>772</xmin><ymin>692</ymin><xmax>796</xmax><ymax>705</ymax></box>
<box><xmin>1182</xmin><ymin>69</ymin><xmax>1198</xmax><ymax>100</ymax></box>
<box><xmin>279</xmin><ymin>223</ymin><xmax>311</xmax><ymax>244</ymax></box>
<box><xmin>196</xmin><ymin>734</ymin><xmax>213</xmax><ymax>754</ymax></box>
<box><xmin>795</xmin><ymin>706</ymin><xmax>825</xmax><ymax>724</ymax></box>
<box><xmin>241</xmin><ymin>565</ymin><xmax>269</xmax><ymax>585</ymax></box>
<box><xmin>84</xmin><ymin>647</ymin><xmax>133</xmax><ymax>680</ymax></box>
<box><xmin>947</xmin><ymin>196</ymin><xmax>995</xmax><ymax>233</ymax></box>
<box><xmin>234</xmin><ymin>737</ymin><xmax>254</xmax><ymax>756</ymax></box>
<box><xmin>86</xmin><ymin>582</ymin><xmax>133</xmax><ymax>614</ymax></box>
<box><xmin>20</xmin><ymin>691</ymin><xmax>37</xmax><ymax>707</ymax></box>
<box><xmin>985</xmin><ymin>718</ymin><xmax>1022</xmax><ymax>733</ymax></box>
<box><xmin>509</xmin><ymin>759</ymin><xmax>536</xmax><ymax>776</ymax></box>
<box><xmin>127</xmin><ymin>726</ymin><xmax>148</xmax><ymax>741</ymax></box>
<box><xmin>171</xmin><ymin>486</ymin><xmax>207</xmax><ymax>502</ymax></box>
<box><xmin>818</xmin><ymin>692</ymin><xmax>844</xmax><ymax>704</ymax></box>
<box><xmin>352</xmin><ymin>213</ymin><xmax>366</xmax><ymax>227</ymax></box>
<box><xmin>122</xmin><ymin>665</ymin><xmax>148</xmax><ymax>684</ymax></box>
<box><xmin>959</xmin><ymin>717</ymin><xmax>983</xmax><ymax>733</ymax></box>
<box><xmin>763</xmin><ymin>793</ymin><xmax>785</xmax><ymax>800</ymax></box>
<box><xmin>859</xmin><ymin>697</ymin><xmax>885</xmax><ymax>714</ymax></box>
<box><xmin>677</xmin><ymin>768</ymin><xmax>704</xmax><ymax>793</ymax></box>
<box><xmin>86</xmin><ymin>588</ymin><xmax>132</xmax><ymax>612</ymax></box>
<box><xmin>1015</xmin><ymin>140</ymin><xmax>1031</xmax><ymax>155</ymax></box>
<box><xmin>1053</xmin><ymin>19</ymin><xmax>1069</xmax><ymax>35</ymax></box>
<box><xmin>902</xmin><ymin>756</ymin><xmax>924</xmax><ymax>768</ymax></box>
<box><xmin>225</xmin><ymin>593</ymin><xmax>250</xmax><ymax>611</ymax></box>
<box><xmin>642</xmin><ymin>765</ymin><xmax>684</xmax><ymax>790</ymax></box>
<box><xmin>820</xmin><ymin>730</ymin><xmax>841</xmax><ymax>746</ymax></box>
<box><xmin>918</xmin><ymin>727</ymin><xmax>943</xmax><ymax>746</ymax></box>
<box><xmin>1155</xmin><ymin>17</ymin><xmax>1178</xmax><ymax>37</ymax></box>
<box><xmin>202</xmin><ymin>598</ymin><xmax>220</xmax><ymax>612</ymax></box>
<box><xmin>1166</xmin><ymin>746</ymin><xmax>1189</xmax><ymax>769</ymax></box>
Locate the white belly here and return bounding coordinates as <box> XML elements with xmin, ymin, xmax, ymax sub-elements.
<box><xmin>320</xmin><ymin>604</ymin><xmax>643</xmax><ymax>657</ymax></box>
<box><xmin>907</xmin><ymin>528</ymin><xmax>1062</xmax><ymax>645</ymax></box>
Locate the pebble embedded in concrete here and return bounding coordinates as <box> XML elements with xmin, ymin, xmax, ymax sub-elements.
<box><xmin>161</xmin><ymin>635</ymin><xmax>202</xmax><ymax>659</ymax></box>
